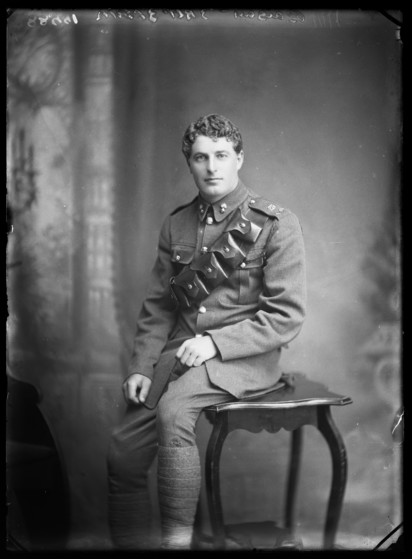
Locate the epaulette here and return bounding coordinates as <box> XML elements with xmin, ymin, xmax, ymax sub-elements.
<box><xmin>248</xmin><ymin>196</ymin><xmax>286</xmax><ymax>218</ymax></box>
<box><xmin>170</xmin><ymin>196</ymin><xmax>198</xmax><ymax>216</ymax></box>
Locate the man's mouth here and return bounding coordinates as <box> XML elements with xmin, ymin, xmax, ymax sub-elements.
<box><xmin>205</xmin><ymin>178</ymin><xmax>222</xmax><ymax>182</ymax></box>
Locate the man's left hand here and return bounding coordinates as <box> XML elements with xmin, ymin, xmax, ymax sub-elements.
<box><xmin>176</xmin><ymin>335</ymin><xmax>218</xmax><ymax>367</ymax></box>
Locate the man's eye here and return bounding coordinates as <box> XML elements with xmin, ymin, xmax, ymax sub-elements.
<box><xmin>217</xmin><ymin>153</ymin><xmax>227</xmax><ymax>159</ymax></box>
<box><xmin>194</xmin><ymin>155</ymin><xmax>205</xmax><ymax>162</ymax></box>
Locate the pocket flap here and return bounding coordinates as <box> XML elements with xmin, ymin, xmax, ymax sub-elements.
<box><xmin>241</xmin><ymin>252</ymin><xmax>265</xmax><ymax>269</ymax></box>
<box><xmin>171</xmin><ymin>245</ymin><xmax>195</xmax><ymax>264</ymax></box>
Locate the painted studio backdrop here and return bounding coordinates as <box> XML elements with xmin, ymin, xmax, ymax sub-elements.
<box><xmin>7</xmin><ymin>9</ymin><xmax>402</xmax><ymax>551</ymax></box>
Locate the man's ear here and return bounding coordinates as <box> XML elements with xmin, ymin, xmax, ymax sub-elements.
<box><xmin>237</xmin><ymin>150</ymin><xmax>244</xmax><ymax>170</ymax></box>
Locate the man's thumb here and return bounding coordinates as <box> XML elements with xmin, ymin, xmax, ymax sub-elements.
<box><xmin>139</xmin><ymin>382</ymin><xmax>149</xmax><ymax>403</ymax></box>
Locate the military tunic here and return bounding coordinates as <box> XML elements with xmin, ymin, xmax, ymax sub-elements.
<box><xmin>129</xmin><ymin>181</ymin><xmax>306</xmax><ymax>409</ymax></box>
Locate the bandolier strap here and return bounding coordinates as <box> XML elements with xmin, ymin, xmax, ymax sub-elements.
<box><xmin>170</xmin><ymin>200</ymin><xmax>271</xmax><ymax>309</ymax></box>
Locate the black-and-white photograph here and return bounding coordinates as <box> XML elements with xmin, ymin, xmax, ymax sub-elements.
<box><xmin>6</xmin><ymin>8</ymin><xmax>403</xmax><ymax>552</ymax></box>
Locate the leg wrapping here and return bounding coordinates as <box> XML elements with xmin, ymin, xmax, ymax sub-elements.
<box><xmin>157</xmin><ymin>445</ymin><xmax>201</xmax><ymax>549</ymax></box>
<box><xmin>108</xmin><ymin>490</ymin><xmax>154</xmax><ymax>549</ymax></box>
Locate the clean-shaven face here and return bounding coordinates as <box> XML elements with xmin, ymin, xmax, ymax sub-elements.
<box><xmin>188</xmin><ymin>135</ymin><xmax>244</xmax><ymax>203</ymax></box>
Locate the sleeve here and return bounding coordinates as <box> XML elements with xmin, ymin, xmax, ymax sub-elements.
<box><xmin>127</xmin><ymin>215</ymin><xmax>178</xmax><ymax>379</ymax></box>
<box><xmin>206</xmin><ymin>210</ymin><xmax>306</xmax><ymax>360</ymax></box>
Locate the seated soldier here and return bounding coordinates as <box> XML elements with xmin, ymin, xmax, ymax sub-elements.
<box><xmin>107</xmin><ymin>113</ymin><xmax>307</xmax><ymax>549</ymax></box>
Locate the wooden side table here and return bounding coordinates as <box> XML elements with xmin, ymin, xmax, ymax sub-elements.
<box><xmin>203</xmin><ymin>373</ymin><xmax>353</xmax><ymax>549</ymax></box>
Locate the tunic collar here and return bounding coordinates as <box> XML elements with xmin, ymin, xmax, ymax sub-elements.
<box><xmin>198</xmin><ymin>181</ymin><xmax>249</xmax><ymax>223</ymax></box>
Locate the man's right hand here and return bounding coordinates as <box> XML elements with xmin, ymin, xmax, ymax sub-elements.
<box><xmin>122</xmin><ymin>374</ymin><xmax>152</xmax><ymax>405</ymax></box>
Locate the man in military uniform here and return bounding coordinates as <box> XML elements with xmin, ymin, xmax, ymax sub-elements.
<box><xmin>107</xmin><ymin>114</ymin><xmax>306</xmax><ymax>549</ymax></box>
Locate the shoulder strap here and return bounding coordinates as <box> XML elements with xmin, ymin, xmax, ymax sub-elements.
<box><xmin>247</xmin><ymin>197</ymin><xmax>280</xmax><ymax>218</ymax></box>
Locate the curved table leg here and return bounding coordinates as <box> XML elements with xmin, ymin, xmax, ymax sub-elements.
<box><xmin>317</xmin><ymin>406</ymin><xmax>348</xmax><ymax>549</ymax></box>
<box><xmin>205</xmin><ymin>411</ymin><xmax>229</xmax><ymax>549</ymax></box>
<box><xmin>285</xmin><ymin>427</ymin><xmax>303</xmax><ymax>536</ymax></box>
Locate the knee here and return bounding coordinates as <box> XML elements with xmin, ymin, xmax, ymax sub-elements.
<box><xmin>107</xmin><ymin>433</ymin><xmax>154</xmax><ymax>492</ymax></box>
<box><xmin>156</xmin><ymin>393</ymin><xmax>177</xmax><ymax>427</ymax></box>
<box><xmin>107</xmin><ymin>431</ymin><xmax>128</xmax><ymax>482</ymax></box>
<box><xmin>156</xmin><ymin>394</ymin><xmax>195</xmax><ymax>446</ymax></box>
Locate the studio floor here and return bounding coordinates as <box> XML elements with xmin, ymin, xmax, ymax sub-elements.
<box><xmin>59</xmin><ymin>522</ymin><xmax>404</xmax><ymax>552</ymax></box>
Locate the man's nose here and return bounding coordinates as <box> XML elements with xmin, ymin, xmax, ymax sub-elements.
<box><xmin>206</xmin><ymin>157</ymin><xmax>217</xmax><ymax>173</ymax></box>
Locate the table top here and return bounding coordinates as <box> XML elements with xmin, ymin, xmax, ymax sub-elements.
<box><xmin>205</xmin><ymin>372</ymin><xmax>353</xmax><ymax>413</ymax></box>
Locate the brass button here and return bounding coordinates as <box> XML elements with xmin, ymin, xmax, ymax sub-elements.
<box><xmin>201</xmin><ymin>246</ymin><xmax>208</xmax><ymax>253</ymax></box>
<box><xmin>176</xmin><ymin>254</ymin><xmax>181</xmax><ymax>261</ymax></box>
<box><xmin>223</xmin><ymin>246</ymin><xmax>230</xmax><ymax>252</ymax></box>
<box><xmin>206</xmin><ymin>216</ymin><xmax>214</xmax><ymax>225</ymax></box>
<box><xmin>199</xmin><ymin>305</ymin><xmax>206</xmax><ymax>313</ymax></box>
<box><xmin>250</xmin><ymin>199</ymin><xmax>256</xmax><ymax>204</ymax></box>
<box><xmin>206</xmin><ymin>267</ymin><xmax>212</xmax><ymax>273</ymax></box>
<box><xmin>187</xmin><ymin>283</ymin><xmax>193</xmax><ymax>290</ymax></box>
<box><xmin>239</xmin><ymin>222</ymin><xmax>246</xmax><ymax>228</ymax></box>
<box><xmin>240</xmin><ymin>262</ymin><xmax>246</xmax><ymax>269</ymax></box>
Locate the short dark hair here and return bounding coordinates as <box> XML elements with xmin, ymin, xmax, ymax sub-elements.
<box><xmin>182</xmin><ymin>114</ymin><xmax>243</xmax><ymax>160</ymax></box>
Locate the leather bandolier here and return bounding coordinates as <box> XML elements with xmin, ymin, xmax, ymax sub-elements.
<box><xmin>170</xmin><ymin>200</ymin><xmax>272</xmax><ymax>309</ymax></box>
